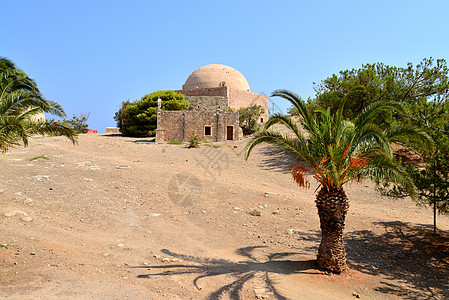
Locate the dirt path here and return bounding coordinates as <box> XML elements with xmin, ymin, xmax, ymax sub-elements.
<box><xmin>1</xmin><ymin>134</ymin><xmax>448</xmax><ymax>299</ymax></box>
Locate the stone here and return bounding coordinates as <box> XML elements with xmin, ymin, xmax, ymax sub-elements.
<box><xmin>33</xmin><ymin>175</ymin><xmax>50</xmax><ymax>181</ymax></box>
<box><xmin>254</xmin><ymin>287</ymin><xmax>267</xmax><ymax>299</ymax></box>
<box><xmin>23</xmin><ymin>198</ymin><xmax>33</xmax><ymax>204</ymax></box>
<box><xmin>22</xmin><ymin>217</ymin><xmax>33</xmax><ymax>222</ymax></box>
<box><xmin>4</xmin><ymin>210</ymin><xmax>28</xmax><ymax>217</ymax></box>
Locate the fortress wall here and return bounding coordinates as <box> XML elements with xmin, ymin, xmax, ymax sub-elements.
<box><xmin>186</xmin><ymin>96</ymin><xmax>229</xmax><ymax>111</ymax></box>
<box><xmin>227</xmin><ymin>88</ymin><xmax>269</xmax><ymax>123</ymax></box>
<box><xmin>176</xmin><ymin>86</ymin><xmax>227</xmax><ymax>97</ymax></box>
<box><xmin>156</xmin><ymin>110</ymin><xmax>239</xmax><ymax>143</ymax></box>
<box><xmin>156</xmin><ymin>111</ymin><xmax>185</xmax><ymax>143</ymax></box>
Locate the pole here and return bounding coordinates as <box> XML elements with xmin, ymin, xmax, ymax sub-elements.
<box><xmin>433</xmin><ymin>151</ymin><xmax>437</xmax><ymax>235</ymax></box>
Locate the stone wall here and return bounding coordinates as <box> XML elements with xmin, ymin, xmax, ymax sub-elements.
<box><xmin>179</xmin><ymin>86</ymin><xmax>269</xmax><ymax>123</ymax></box>
<box><xmin>186</xmin><ymin>96</ymin><xmax>229</xmax><ymax>111</ymax></box>
<box><xmin>227</xmin><ymin>87</ymin><xmax>269</xmax><ymax>123</ymax></box>
<box><xmin>176</xmin><ymin>86</ymin><xmax>227</xmax><ymax>97</ymax></box>
<box><xmin>156</xmin><ymin>110</ymin><xmax>239</xmax><ymax>143</ymax></box>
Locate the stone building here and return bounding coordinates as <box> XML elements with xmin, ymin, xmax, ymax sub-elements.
<box><xmin>156</xmin><ymin>64</ymin><xmax>268</xmax><ymax>143</ymax></box>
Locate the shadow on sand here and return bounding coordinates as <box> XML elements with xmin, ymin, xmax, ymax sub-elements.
<box><xmin>345</xmin><ymin>221</ymin><xmax>449</xmax><ymax>299</ymax></box>
<box><xmin>134</xmin><ymin>246</ymin><xmax>318</xmax><ymax>299</ymax></box>
<box><xmin>134</xmin><ymin>222</ymin><xmax>449</xmax><ymax>299</ymax></box>
<box><xmin>256</xmin><ymin>146</ymin><xmax>293</xmax><ymax>174</ymax></box>
<box><xmin>127</xmin><ymin>139</ymin><xmax>155</xmax><ymax>144</ymax></box>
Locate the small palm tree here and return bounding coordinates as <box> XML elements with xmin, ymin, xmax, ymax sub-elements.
<box><xmin>0</xmin><ymin>57</ymin><xmax>77</xmax><ymax>153</ymax></box>
<box><xmin>245</xmin><ymin>87</ymin><xmax>433</xmax><ymax>273</ymax></box>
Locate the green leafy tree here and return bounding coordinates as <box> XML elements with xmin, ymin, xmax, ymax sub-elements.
<box><xmin>238</xmin><ymin>104</ymin><xmax>265</xmax><ymax>135</ymax></box>
<box><xmin>114</xmin><ymin>90</ymin><xmax>189</xmax><ymax>137</ymax></box>
<box><xmin>245</xmin><ymin>87</ymin><xmax>433</xmax><ymax>273</ymax></box>
<box><xmin>313</xmin><ymin>58</ymin><xmax>449</xmax><ymax>230</ymax></box>
<box><xmin>286</xmin><ymin>105</ymin><xmax>299</xmax><ymax>116</ymax></box>
<box><xmin>49</xmin><ymin>112</ymin><xmax>90</xmax><ymax>134</ymax></box>
<box><xmin>380</xmin><ymin>99</ymin><xmax>449</xmax><ymax>233</ymax></box>
<box><xmin>313</xmin><ymin>58</ymin><xmax>449</xmax><ymax>120</ymax></box>
<box><xmin>0</xmin><ymin>57</ymin><xmax>77</xmax><ymax>153</ymax></box>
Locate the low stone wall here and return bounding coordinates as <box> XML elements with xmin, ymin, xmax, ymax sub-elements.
<box><xmin>105</xmin><ymin>127</ymin><xmax>120</xmax><ymax>134</ymax></box>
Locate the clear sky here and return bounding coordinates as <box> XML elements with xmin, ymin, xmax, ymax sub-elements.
<box><xmin>2</xmin><ymin>0</ymin><xmax>449</xmax><ymax>132</ymax></box>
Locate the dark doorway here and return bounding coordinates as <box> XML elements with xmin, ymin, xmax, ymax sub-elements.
<box><xmin>205</xmin><ymin>126</ymin><xmax>211</xmax><ymax>136</ymax></box>
<box><xmin>226</xmin><ymin>126</ymin><xmax>233</xmax><ymax>140</ymax></box>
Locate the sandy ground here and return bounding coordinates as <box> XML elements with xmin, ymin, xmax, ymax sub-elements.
<box><xmin>0</xmin><ymin>133</ymin><xmax>448</xmax><ymax>300</ymax></box>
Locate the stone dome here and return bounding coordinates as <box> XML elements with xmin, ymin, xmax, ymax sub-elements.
<box><xmin>182</xmin><ymin>64</ymin><xmax>251</xmax><ymax>92</ymax></box>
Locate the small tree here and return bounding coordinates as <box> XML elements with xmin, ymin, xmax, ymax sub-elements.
<box><xmin>114</xmin><ymin>90</ymin><xmax>189</xmax><ymax>137</ymax></box>
<box><xmin>239</xmin><ymin>104</ymin><xmax>265</xmax><ymax>135</ymax></box>
<box><xmin>54</xmin><ymin>112</ymin><xmax>90</xmax><ymax>134</ymax></box>
<box><xmin>379</xmin><ymin>99</ymin><xmax>449</xmax><ymax>233</ymax></box>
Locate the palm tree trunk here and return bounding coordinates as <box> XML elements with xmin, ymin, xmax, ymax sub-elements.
<box><xmin>315</xmin><ymin>186</ymin><xmax>349</xmax><ymax>273</ymax></box>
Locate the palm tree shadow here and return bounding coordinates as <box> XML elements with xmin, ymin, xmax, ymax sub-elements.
<box><xmin>134</xmin><ymin>246</ymin><xmax>318</xmax><ymax>300</ymax></box>
<box><xmin>346</xmin><ymin>221</ymin><xmax>449</xmax><ymax>299</ymax></box>
<box><xmin>256</xmin><ymin>146</ymin><xmax>294</xmax><ymax>174</ymax></box>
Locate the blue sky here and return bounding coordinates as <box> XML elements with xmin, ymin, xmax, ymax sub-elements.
<box><xmin>2</xmin><ymin>0</ymin><xmax>449</xmax><ymax>132</ymax></box>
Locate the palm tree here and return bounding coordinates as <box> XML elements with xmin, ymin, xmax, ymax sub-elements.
<box><xmin>0</xmin><ymin>57</ymin><xmax>77</xmax><ymax>153</ymax></box>
<box><xmin>245</xmin><ymin>87</ymin><xmax>433</xmax><ymax>273</ymax></box>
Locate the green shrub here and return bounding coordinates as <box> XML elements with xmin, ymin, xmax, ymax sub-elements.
<box><xmin>239</xmin><ymin>104</ymin><xmax>265</xmax><ymax>135</ymax></box>
<box><xmin>188</xmin><ymin>135</ymin><xmax>200</xmax><ymax>148</ymax></box>
<box><xmin>114</xmin><ymin>90</ymin><xmax>189</xmax><ymax>137</ymax></box>
<box><xmin>29</xmin><ymin>155</ymin><xmax>49</xmax><ymax>161</ymax></box>
<box><xmin>249</xmin><ymin>209</ymin><xmax>261</xmax><ymax>216</ymax></box>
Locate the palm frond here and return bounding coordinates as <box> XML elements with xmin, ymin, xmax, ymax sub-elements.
<box><xmin>354</xmin><ymin>100</ymin><xmax>403</xmax><ymax>129</ymax></box>
<box><xmin>263</xmin><ymin>113</ymin><xmax>307</xmax><ymax>142</ymax></box>
<box><xmin>385</xmin><ymin>124</ymin><xmax>434</xmax><ymax>154</ymax></box>
<box><xmin>354</xmin><ymin>156</ymin><xmax>417</xmax><ymax>199</ymax></box>
<box><xmin>271</xmin><ymin>89</ymin><xmax>318</xmax><ymax>134</ymax></box>
<box><xmin>0</xmin><ymin>57</ymin><xmax>76</xmax><ymax>152</ymax></box>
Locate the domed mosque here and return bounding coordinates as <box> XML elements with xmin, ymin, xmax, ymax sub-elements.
<box><xmin>156</xmin><ymin>64</ymin><xmax>268</xmax><ymax>142</ymax></box>
<box><xmin>182</xmin><ymin>64</ymin><xmax>251</xmax><ymax>92</ymax></box>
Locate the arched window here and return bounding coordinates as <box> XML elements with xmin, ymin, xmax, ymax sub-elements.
<box><xmin>220</xmin><ymin>81</ymin><xmax>226</xmax><ymax>87</ymax></box>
